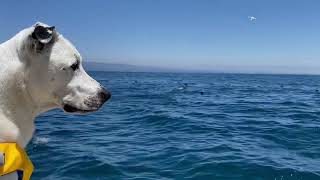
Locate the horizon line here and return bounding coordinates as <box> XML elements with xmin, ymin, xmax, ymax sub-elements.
<box><xmin>84</xmin><ymin>61</ymin><xmax>320</xmax><ymax>76</ymax></box>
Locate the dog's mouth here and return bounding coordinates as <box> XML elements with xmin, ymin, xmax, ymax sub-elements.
<box><xmin>62</xmin><ymin>90</ymin><xmax>111</xmax><ymax>114</ymax></box>
<box><xmin>63</xmin><ymin>104</ymin><xmax>98</xmax><ymax>114</ymax></box>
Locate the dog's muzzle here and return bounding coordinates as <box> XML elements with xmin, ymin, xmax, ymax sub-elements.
<box><xmin>63</xmin><ymin>88</ymin><xmax>111</xmax><ymax>113</ymax></box>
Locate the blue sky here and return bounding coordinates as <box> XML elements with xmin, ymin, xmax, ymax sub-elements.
<box><xmin>1</xmin><ymin>0</ymin><xmax>320</xmax><ymax>74</ymax></box>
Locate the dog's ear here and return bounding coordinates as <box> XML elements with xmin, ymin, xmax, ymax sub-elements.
<box><xmin>31</xmin><ymin>23</ymin><xmax>55</xmax><ymax>52</ymax></box>
<box><xmin>32</xmin><ymin>23</ymin><xmax>55</xmax><ymax>44</ymax></box>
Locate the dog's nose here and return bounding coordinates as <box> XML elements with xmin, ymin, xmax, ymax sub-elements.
<box><xmin>99</xmin><ymin>88</ymin><xmax>111</xmax><ymax>103</ymax></box>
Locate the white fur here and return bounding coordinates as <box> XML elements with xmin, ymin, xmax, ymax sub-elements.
<box><xmin>0</xmin><ymin>23</ymin><xmax>108</xmax><ymax>180</ymax></box>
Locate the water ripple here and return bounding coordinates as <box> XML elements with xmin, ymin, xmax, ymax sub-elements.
<box><xmin>28</xmin><ymin>72</ymin><xmax>320</xmax><ymax>179</ymax></box>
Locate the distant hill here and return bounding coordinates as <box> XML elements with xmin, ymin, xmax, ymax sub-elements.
<box><xmin>83</xmin><ymin>62</ymin><xmax>177</xmax><ymax>72</ymax></box>
<box><xmin>83</xmin><ymin>62</ymin><xmax>320</xmax><ymax>75</ymax></box>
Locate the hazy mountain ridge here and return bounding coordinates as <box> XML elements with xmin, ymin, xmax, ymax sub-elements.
<box><xmin>83</xmin><ymin>62</ymin><xmax>320</xmax><ymax>75</ymax></box>
<box><xmin>83</xmin><ymin>62</ymin><xmax>181</xmax><ymax>73</ymax></box>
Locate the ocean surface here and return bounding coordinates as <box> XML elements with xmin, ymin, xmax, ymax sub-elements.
<box><xmin>27</xmin><ymin>72</ymin><xmax>320</xmax><ymax>180</ymax></box>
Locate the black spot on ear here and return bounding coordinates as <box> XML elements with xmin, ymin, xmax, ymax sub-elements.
<box><xmin>31</xmin><ymin>24</ymin><xmax>56</xmax><ymax>52</ymax></box>
<box><xmin>31</xmin><ymin>32</ymin><xmax>37</xmax><ymax>40</ymax></box>
<box><xmin>32</xmin><ymin>25</ymin><xmax>53</xmax><ymax>43</ymax></box>
<box><xmin>48</xmin><ymin>26</ymin><xmax>55</xmax><ymax>31</ymax></box>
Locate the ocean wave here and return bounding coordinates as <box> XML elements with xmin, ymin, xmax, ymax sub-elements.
<box><xmin>29</xmin><ymin>72</ymin><xmax>320</xmax><ymax>179</ymax></box>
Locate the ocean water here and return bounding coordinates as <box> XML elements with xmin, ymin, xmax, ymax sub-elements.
<box><xmin>27</xmin><ymin>72</ymin><xmax>320</xmax><ymax>180</ymax></box>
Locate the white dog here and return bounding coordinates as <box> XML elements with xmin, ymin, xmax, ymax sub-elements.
<box><xmin>0</xmin><ymin>22</ymin><xmax>111</xmax><ymax>179</ymax></box>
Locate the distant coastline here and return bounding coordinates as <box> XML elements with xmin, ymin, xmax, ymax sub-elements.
<box><xmin>83</xmin><ymin>62</ymin><xmax>320</xmax><ymax>75</ymax></box>
<box><xmin>83</xmin><ymin>62</ymin><xmax>184</xmax><ymax>73</ymax></box>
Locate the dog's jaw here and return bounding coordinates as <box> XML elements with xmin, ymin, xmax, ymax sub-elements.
<box><xmin>63</xmin><ymin>104</ymin><xmax>98</xmax><ymax>113</ymax></box>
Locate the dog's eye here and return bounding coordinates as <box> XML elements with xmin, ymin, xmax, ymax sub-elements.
<box><xmin>70</xmin><ymin>61</ymin><xmax>79</xmax><ymax>71</ymax></box>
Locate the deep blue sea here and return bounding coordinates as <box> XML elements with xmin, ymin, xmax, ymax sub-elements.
<box><xmin>27</xmin><ymin>72</ymin><xmax>320</xmax><ymax>180</ymax></box>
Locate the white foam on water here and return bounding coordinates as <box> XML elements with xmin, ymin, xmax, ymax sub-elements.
<box><xmin>33</xmin><ymin>137</ymin><xmax>50</xmax><ymax>145</ymax></box>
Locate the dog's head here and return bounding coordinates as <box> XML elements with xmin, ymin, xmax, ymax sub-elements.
<box><xmin>23</xmin><ymin>22</ymin><xmax>111</xmax><ymax>113</ymax></box>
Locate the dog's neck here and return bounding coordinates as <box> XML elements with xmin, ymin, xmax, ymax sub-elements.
<box><xmin>0</xmin><ymin>29</ymin><xmax>54</xmax><ymax>148</ymax></box>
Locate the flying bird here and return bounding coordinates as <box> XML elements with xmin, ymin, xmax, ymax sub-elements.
<box><xmin>248</xmin><ymin>16</ymin><xmax>257</xmax><ymax>23</ymax></box>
